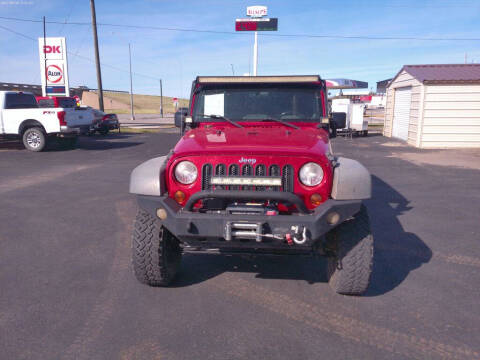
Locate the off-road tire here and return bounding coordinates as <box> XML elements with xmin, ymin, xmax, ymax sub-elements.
<box><xmin>326</xmin><ymin>205</ymin><xmax>373</xmax><ymax>295</ymax></box>
<box><xmin>132</xmin><ymin>209</ymin><xmax>182</xmax><ymax>286</ymax></box>
<box><xmin>22</xmin><ymin>127</ymin><xmax>46</xmax><ymax>152</ymax></box>
<box><xmin>99</xmin><ymin>128</ymin><xmax>109</xmax><ymax>136</ymax></box>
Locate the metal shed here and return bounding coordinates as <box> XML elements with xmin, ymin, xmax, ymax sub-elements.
<box><xmin>384</xmin><ymin>64</ymin><xmax>480</xmax><ymax>148</ymax></box>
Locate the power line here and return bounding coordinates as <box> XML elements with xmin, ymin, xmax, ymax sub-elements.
<box><xmin>0</xmin><ymin>23</ymin><xmax>160</xmax><ymax>81</ymax></box>
<box><xmin>1</xmin><ymin>15</ymin><xmax>479</xmax><ymax>42</ymax></box>
<box><xmin>58</xmin><ymin>1</ymin><xmax>76</xmax><ymax>35</ymax></box>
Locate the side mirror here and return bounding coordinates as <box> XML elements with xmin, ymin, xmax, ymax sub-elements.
<box><xmin>174</xmin><ymin>110</ymin><xmax>188</xmax><ymax>128</ymax></box>
<box><xmin>328</xmin><ymin>112</ymin><xmax>347</xmax><ymax>139</ymax></box>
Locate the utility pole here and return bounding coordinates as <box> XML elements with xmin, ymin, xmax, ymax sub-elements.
<box><xmin>253</xmin><ymin>31</ymin><xmax>258</xmax><ymax>76</ymax></box>
<box><xmin>159</xmin><ymin>79</ymin><xmax>163</xmax><ymax>117</ymax></box>
<box><xmin>230</xmin><ymin>64</ymin><xmax>235</xmax><ymax>75</ymax></box>
<box><xmin>129</xmin><ymin>43</ymin><xmax>135</xmax><ymax>120</ymax></box>
<box><xmin>43</xmin><ymin>16</ymin><xmax>47</xmax><ymax>97</ymax></box>
<box><xmin>89</xmin><ymin>0</ymin><xmax>104</xmax><ymax>111</ymax></box>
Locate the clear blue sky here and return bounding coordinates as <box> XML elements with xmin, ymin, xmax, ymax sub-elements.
<box><xmin>0</xmin><ymin>0</ymin><xmax>479</xmax><ymax>98</ymax></box>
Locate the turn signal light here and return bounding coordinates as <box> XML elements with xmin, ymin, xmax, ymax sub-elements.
<box><xmin>310</xmin><ymin>193</ymin><xmax>323</xmax><ymax>206</ymax></box>
<box><xmin>174</xmin><ymin>191</ymin><xmax>186</xmax><ymax>204</ymax></box>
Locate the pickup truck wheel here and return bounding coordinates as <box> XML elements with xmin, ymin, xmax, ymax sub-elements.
<box><xmin>326</xmin><ymin>205</ymin><xmax>373</xmax><ymax>295</ymax></box>
<box><xmin>132</xmin><ymin>209</ymin><xmax>182</xmax><ymax>286</ymax></box>
<box><xmin>22</xmin><ymin>127</ymin><xmax>46</xmax><ymax>152</ymax></box>
<box><xmin>99</xmin><ymin>128</ymin><xmax>109</xmax><ymax>136</ymax></box>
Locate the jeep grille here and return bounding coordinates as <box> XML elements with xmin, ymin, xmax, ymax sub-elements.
<box><xmin>201</xmin><ymin>163</ymin><xmax>294</xmax><ymax>192</ymax></box>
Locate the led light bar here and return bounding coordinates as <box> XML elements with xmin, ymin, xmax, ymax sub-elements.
<box><xmin>197</xmin><ymin>75</ymin><xmax>321</xmax><ymax>83</ymax></box>
<box><xmin>211</xmin><ymin>176</ymin><xmax>282</xmax><ymax>186</ymax></box>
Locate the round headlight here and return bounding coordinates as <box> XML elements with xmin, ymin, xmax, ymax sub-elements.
<box><xmin>299</xmin><ymin>162</ymin><xmax>324</xmax><ymax>186</ymax></box>
<box><xmin>174</xmin><ymin>161</ymin><xmax>198</xmax><ymax>184</ymax></box>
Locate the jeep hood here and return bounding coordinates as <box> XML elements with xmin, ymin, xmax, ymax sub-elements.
<box><xmin>173</xmin><ymin>125</ymin><xmax>330</xmax><ymax>157</ymax></box>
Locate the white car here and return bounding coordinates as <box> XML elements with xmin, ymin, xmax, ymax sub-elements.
<box><xmin>0</xmin><ymin>91</ymin><xmax>94</xmax><ymax>151</ymax></box>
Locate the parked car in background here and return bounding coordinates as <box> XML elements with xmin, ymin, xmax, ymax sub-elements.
<box><xmin>1</xmin><ymin>91</ymin><xmax>88</xmax><ymax>151</ymax></box>
<box><xmin>90</xmin><ymin>108</ymin><xmax>120</xmax><ymax>135</ymax></box>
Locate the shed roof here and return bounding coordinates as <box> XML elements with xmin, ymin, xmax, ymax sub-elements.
<box><xmin>397</xmin><ymin>64</ymin><xmax>480</xmax><ymax>84</ymax></box>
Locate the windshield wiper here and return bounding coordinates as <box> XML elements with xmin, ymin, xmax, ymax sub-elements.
<box><xmin>261</xmin><ymin>118</ymin><xmax>299</xmax><ymax>129</ymax></box>
<box><xmin>197</xmin><ymin>114</ymin><xmax>243</xmax><ymax>128</ymax></box>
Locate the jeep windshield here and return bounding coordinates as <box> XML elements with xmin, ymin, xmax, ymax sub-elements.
<box><xmin>192</xmin><ymin>84</ymin><xmax>323</xmax><ymax>123</ymax></box>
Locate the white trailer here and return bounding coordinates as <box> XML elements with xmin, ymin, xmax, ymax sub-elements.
<box><xmin>331</xmin><ymin>98</ymin><xmax>368</xmax><ymax>136</ymax></box>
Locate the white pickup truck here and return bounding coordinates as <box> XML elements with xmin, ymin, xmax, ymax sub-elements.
<box><xmin>0</xmin><ymin>91</ymin><xmax>94</xmax><ymax>151</ymax></box>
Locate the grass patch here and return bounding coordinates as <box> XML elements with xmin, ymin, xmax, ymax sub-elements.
<box><xmin>94</xmin><ymin>91</ymin><xmax>189</xmax><ymax>114</ymax></box>
<box><xmin>109</xmin><ymin>109</ymin><xmax>164</xmax><ymax>114</ymax></box>
<box><xmin>119</xmin><ymin>126</ymin><xmax>176</xmax><ymax>134</ymax></box>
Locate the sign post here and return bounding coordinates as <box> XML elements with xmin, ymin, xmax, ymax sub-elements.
<box><xmin>38</xmin><ymin>37</ymin><xmax>70</xmax><ymax>96</ymax></box>
<box><xmin>235</xmin><ymin>6</ymin><xmax>277</xmax><ymax>76</ymax></box>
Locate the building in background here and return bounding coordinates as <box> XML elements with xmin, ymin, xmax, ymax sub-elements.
<box><xmin>384</xmin><ymin>64</ymin><xmax>480</xmax><ymax>148</ymax></box>
<box><xmin>376</xmin><ymin>79</ymin><xmax>392</xmax><ymax>94</ymax></box>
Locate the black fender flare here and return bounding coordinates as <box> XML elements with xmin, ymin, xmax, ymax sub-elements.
<box><xmin>18</xmin><ymin>119</ymin><xmax>45</xmax><ymax>135</ymax></box>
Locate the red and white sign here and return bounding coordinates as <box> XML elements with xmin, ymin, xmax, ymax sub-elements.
<box><xmin>46</xmin><ymin>64</ymin><xmax>63</xmax><ymax>84</ymax></box>
<box><xmin>247</xmin><ymin>5</ymin><xmax>267</xmax><ymax>18</ymax></box>
<box><xmin>173</xmin><ymin>97</ymin><xmax>179</xmax><ymax>109</ymax></box>
<box><xmin>38</xmin><ymin>37</ymin><xmax>69</xmax><ymax>96</ymax></box>
<box><xmin>43</xmin><ymin>45</ymin><xmax>61</xmax><ymax>54</ymax></box>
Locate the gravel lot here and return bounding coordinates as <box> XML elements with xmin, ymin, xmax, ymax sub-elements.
<box><xmin>1</xmin><ymin>133</ymin><xmax>479</xmax><ymax>359</ymax></box>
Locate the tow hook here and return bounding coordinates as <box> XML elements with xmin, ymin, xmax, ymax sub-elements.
<box><xmin>290</xmin><ymin>226</ymin><xmax>308</xmax><ymax>245</ymax></box>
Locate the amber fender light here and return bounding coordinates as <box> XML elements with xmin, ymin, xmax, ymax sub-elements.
<box><xmin>310</xmin><ymin>193</ymin><xmax>323</xmax><ymax>206</ymax></box>
<box><xmin>174</xmin><ymin>191</ymin><xmax>186</xmax><ymax>204</ymax></box>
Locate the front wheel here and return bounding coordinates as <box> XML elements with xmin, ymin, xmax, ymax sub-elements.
<box><xmin>22</xmin><ymin>127</ymin><xmax>46</xmax><ymax>152</ymax></box>
<box><xmin>326</xmin><ymin>205</ymin><xmax>374</xmax><ymax>295</ymax></box>
<box><xmin>132</xmin><ymin>210</ymin><xmax>182</xmax><ymax>286</ymax></box>
<box><xmin>99</xmin><ymin>128</ymin><xmax>109</xmax><ymax>136</ymax></box>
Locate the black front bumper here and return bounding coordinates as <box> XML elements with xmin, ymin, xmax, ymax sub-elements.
<box><xmin>137</xmin><ymin>192</ymin><xmax>362</xmax><ymax>250</ymax></box>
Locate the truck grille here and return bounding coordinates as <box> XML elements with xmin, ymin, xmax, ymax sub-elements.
<box><xmin>201</xmin><ymin>163</ymin><xmax>294</xmax><ymax>192</ymax></box>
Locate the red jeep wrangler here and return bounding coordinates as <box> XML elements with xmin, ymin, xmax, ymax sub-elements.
<box><xmin>129</xmin><ymin>76</ymin><xmax>373</xmax><ymax>295</ymax></box>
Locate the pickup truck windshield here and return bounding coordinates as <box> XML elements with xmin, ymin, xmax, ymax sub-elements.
<box><xmin>4</xmin><ymin>93</ymin><xmax>38</xmax><ymax>109</ymax></box>
<box><xmin>193</xmin><ymin>85</ymin><xmax>323</xmax><ymax>123</ymax></box>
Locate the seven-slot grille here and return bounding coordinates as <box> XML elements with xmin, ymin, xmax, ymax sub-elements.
<box><xmin>202</xmin><ymin>163</ymin><xmax>294</xmax><ymax>192</ymax></box>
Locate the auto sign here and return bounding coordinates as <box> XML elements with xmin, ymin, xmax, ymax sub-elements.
<box><xmin>38</xmin><ymin>37</ymin><xmax>70</xmax><ymax>96</ymax></box>
<box><xmin>247</xmin><ymin>5</ymin><xmax>267</xmax><ymax>18</ymax></box>
<box><xmin>46</xmin><ymin>64</ymin><xmax>63</xmax><ymax>84</ymax></box>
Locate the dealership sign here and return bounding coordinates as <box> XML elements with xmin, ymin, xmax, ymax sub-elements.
<box><xmin>236</xmin><ymin>5</ymin><xmax>277</xmax><ymax>32</ymax></box>
<box><xmin>246</xmin><ymin>5</ymin><xmax>267</xmax><ymax>18</ymax></box>
<box><xmin>38</xmin><ymin>37</ymin><xmax>70</xmax><ymax>96</ymax></box>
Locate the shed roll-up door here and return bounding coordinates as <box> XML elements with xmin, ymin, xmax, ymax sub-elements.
<box><xmin>392</xmin><ymin>87</ymin><xmax>411</xmax><ymax>141</ymax></box>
